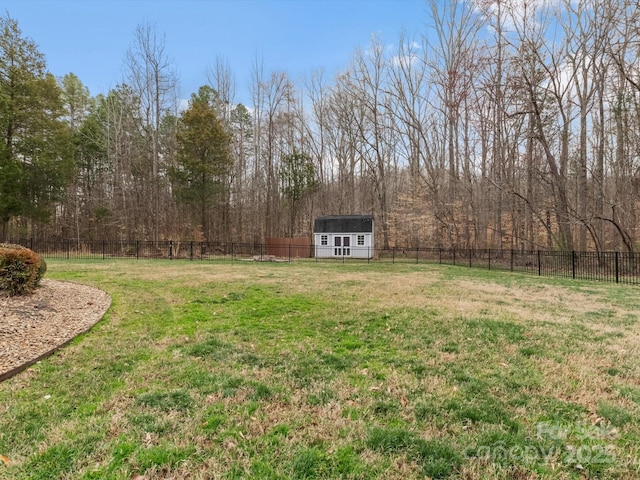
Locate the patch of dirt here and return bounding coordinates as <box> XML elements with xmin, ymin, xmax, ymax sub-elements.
<box><xmin>0</xmin><ymin>279</ymin><xmax>111</xmax><ymax>381</ymax></box>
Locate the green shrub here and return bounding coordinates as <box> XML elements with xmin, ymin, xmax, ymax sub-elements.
<box><xmin>0</xmin><ymin>243</ymin><xmax>47</xmax><ymax>296</ymax></box>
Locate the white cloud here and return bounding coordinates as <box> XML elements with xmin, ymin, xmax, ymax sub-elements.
<box><xmin>473</xmin><ymin>0</ymin><xmax>566</xmax><ymax>35</ymax></box>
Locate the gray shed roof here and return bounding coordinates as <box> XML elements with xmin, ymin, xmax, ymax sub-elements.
<box><xmin>314</xmin><ymin>215</ymin><xmax>374</xmax><ymax>233</ymax></box>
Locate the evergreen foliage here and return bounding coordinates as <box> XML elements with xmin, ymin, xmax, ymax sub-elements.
<box><xmin>0</xmin><ymin>14</ymin><xmax>74</xmax><ymax>237</ymax></box>
<box><xmin>170</xmin><ymin>85</ymin><xmax>233</xmax><ymax>240</ymax></box>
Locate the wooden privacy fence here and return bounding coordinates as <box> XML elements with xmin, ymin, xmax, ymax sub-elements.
<box><xmin>7</xmin><ymin>238</ymin><xmax>640</xmax><ymax>286</ymax></box>
<box><xmin>266</xmin><ymin>237</ymin><xmax>312</xmax><ymax>258</ymax></box>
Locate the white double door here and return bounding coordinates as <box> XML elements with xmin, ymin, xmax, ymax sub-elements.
<box><xmin>333</xmin><ymin>235</ymin><xmax>351</xmax><ymax>257</ymax></box>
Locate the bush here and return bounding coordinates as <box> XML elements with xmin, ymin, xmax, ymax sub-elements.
<box><xmin>0</xmin><ymin>243</ymin><xmax>47</xmax><ymax>296</ymax></box>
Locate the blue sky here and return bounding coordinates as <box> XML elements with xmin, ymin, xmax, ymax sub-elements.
<box><xmin>4</xmin><ymin>0</ymin><xmax>429</xmax><ymax>104</ymax></box>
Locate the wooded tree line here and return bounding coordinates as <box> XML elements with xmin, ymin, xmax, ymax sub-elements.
<box><xmin>1</xmin><ymin>0</ymin><xmax>639</xmax><ymax>252</ymax></box>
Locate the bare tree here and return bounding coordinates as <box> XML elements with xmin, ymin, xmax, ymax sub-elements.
<box><xmin>125</xmin><ymin>22</ymin><xmax>178</xmax><ymax>241</ymax></box>
<box><xmin>427</xmin><ymin>0</ymin><xmax>482</xmax><ymax>248</ymax></box>
<box><xmin>386</xmin><ymin>33</ymin><xmax>439</xmax><ymax>247</ymax></box>
<box><xmin>344</xmin><ymin>37</ymin><xmax>397</xmax><ymax>248</ymax></box>
<box><xmin>250</xmin><ymin>61</ymin><xmax>297</xmax><ymax>238</ymax></box>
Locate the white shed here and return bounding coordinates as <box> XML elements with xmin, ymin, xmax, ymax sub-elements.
<box><xmin>314</xmin><ymin>215</ymin><xmax>374</xmax><ymax>259</ymax></box>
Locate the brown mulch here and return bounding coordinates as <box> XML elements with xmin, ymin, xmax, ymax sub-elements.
<box><xmin>0</xmin><ymin>279</ymin><xmax>111</xmax><ymax>382</ymax></box>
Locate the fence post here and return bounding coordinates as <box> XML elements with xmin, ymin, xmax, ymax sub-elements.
<box><xmin>453</xmin><ymin>248</ymin><xmax>456</xmax><ymax>266</ymax></box>
<box><xmin>537</xmin><ymin>250</ymin><xmax>541</xmax><ymax>276</ymax></box>
<box><xmin>289</xmin><ymin>243</ymin><xmax>292</xmax><ymax>263</ymax></box>
<box><xmin>416</xmin><ymin>247</ymin><xmax>419</xmax><ymax>264</ymax></box>
<box><xmin>510</xmin><ymin>249</ymin><xmax>514</xmax><ymax>272</ymax></box>
<box><xmin>102</xmin><ymin>240</ymin><xmax>106</xmax><ymax>260</ymax></box>
<box><xmin>67</xmin><ymin>239</ymin><xmax>70</xmax><ymax>260</ymax></box>
<box><xmin>190</xmin><ymin>241</ymin><xmax>194</xmax><ymax>261</ymax></box>
<box><xmin>488</xmin><ymin>249</ymin><xmax>491</xmax><ymax>270</ymax></box>
<box><xmin>615</xmin><ymin>251</ymin><xmax>619</xmax><ymax>284</ymax></box>
<box><xmin>169</xmin><ymin>240</ymin><xmax>173</xmax><ymax>260</ymax></box>
<box><xmin>439</xmin><ymin>248</ymin><xmax>442</xmax><ymax>264</ymax></box>
<box><xmin>572</xmin><ymin>251</ymin><xmax>576</xmax><ymax>279</ymax></box>
<box><xmin>392</xmin><ymin>247</ymin><xmax>395</xmax><ymax>264</ymax></box>
<box><xmin>469</xmin><ymin>249</ymin><xmax>472</xmax><ymax>268</ymax></box>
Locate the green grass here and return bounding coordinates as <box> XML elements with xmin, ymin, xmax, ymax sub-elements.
<box><xmin>1</xmin><ymin>260</ymin><xmax>640</xmax><ymax>479</ymax></box>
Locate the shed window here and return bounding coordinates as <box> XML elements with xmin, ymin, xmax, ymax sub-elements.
<box><xmin>320</xmin><ymin>235</ymin><xmax>328</xmax><ymax>246</ymax></box>
<box><xmin>357</xmin><ymin>235</ymin><xmax>365</xmax><ymax>246</ymax></box>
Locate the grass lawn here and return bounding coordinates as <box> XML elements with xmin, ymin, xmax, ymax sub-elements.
<box><xmin>1</xmin><ymin>260</ymin><xmax>639</xmax><ymax>479</ymax></box>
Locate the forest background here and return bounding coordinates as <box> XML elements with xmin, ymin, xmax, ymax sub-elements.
<box><xmin>1</xmin><ymin>0</ymin><xmax>639</xmax><ymax>253</ymax></box>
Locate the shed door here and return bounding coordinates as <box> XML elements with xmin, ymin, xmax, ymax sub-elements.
<box><xmin>334</xmin><ymin>236</ymin><xmax>351</xmax><ymax>257</ymax></box>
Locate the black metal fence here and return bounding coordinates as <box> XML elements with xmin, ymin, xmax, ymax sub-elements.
<box><xmin>377</xmin><ymin>247</ymin><xmax>639</xmax><ymax>285</ymax></box>
<box><xmin>8</xmin><ymin>239</ymin><xmax>640</xmax><ymax>286</ymax></box>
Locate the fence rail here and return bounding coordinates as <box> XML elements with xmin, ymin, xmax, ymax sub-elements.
<box><xmin>6</xmin><ymin>239</ymin><xmax>639</xmax><ymax>286</ymax></box>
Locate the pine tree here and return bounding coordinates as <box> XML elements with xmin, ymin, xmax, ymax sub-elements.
<box><xmin>0</xmin><ymin>14</ymin><xmax>73</xmax><ymax>239</ymax></box>
<box><xmin>170</xmin><ymin>86</ymin><xmax>233</xmax><ymax>241</ymax></box>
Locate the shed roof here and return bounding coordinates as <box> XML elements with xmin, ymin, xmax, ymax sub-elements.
<box><xmin>314</xmin><ymin>215</ymin><xmax>374</xmax><ymax>233</ymax></box>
